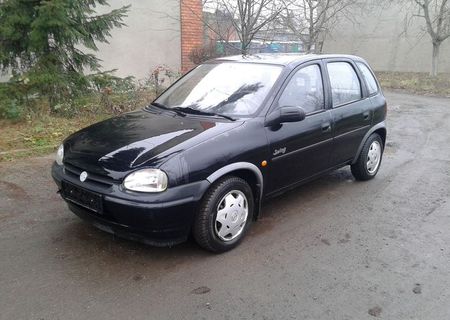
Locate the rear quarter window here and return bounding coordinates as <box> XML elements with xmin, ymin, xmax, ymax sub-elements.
<box><xmin>357</xmin><ymin>62</ymin><xmax>379</xmax><ymax>95</ymax></box>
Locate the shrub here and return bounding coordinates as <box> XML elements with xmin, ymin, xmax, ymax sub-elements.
<box><xmin>189</xmin><ymin>45</ymin><xmax>220</xmax><ymax>65</ymax></box>
<box><xmin>146</xmin><ymin>65</ymin><xmax>181</xmax><ymax>96</ymax></box>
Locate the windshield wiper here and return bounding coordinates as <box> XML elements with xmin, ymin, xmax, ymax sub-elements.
<box><xmin>173</xmin><ymin>107</ymin><xmax>235</xmax><ymax>121</ymax></box>
<box><xmin>150</xmin><ymin>102</ymin><xmax>186</xmax><ymax>117</ymax></box>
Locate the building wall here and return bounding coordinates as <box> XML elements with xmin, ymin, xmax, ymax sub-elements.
<box><xmin>323</xmin><ymin>2</ymin><xmax>450</xmax><ymax>73</ymax></box>
<box><xmin>94</xmin><ymin>0</ymin><xmax>182</xmax><ymax>79</ymax></box>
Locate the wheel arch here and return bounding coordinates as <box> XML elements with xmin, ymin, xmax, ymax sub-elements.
<box><xmin>206</xmin><ymin>162</ymin><xmax>264</xmax><ymax>220</ymax></box>
<box><xmin>352</xmin><ymin>122</ymin><xmax>387</xmax><ymax>165</ymax></box>
<box><xmin>375</xmin><ymin>127</ymin><xmax>387</xmax><ymax>147</ymax></box>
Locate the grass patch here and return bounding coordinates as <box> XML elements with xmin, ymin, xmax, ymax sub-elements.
<box><xmin>0</xmin><ymin>89</ymin><xmax>155</xmax><ymax>162</ymax></box>
<box><xmin>0</xmin><ymin>113</ymin><xmax>111</xmax><ymax>161</ymax></box>
<box><xmin>376</xmin><ymin>72</ymin><xmax>450</xmax><ymax>97</ymax></box>
<box><xmin>0</xmin><ymin>63</ymin><xmax>180</xmax><ymax>162</ymax></box>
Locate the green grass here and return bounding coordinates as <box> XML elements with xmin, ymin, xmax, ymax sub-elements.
<box><xmin>376</xmin><ymin>72</ymin><xmax>450</xmax><ymax>97</ymax></box>
<box><xmin>0</xmin><ymin>114</ymin><xmax>111</xmax><ymax>161</ymax></box>
<box><xmin>0</xmin><ymin>89</ymin><xmax>155</xmax><ymax>162</ymax></box>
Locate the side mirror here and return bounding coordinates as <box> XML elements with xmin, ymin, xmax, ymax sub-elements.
<box><xmin>265</xmin><ymin>106</ymin><xmax>306</xmax><ymax>127</ymax></box>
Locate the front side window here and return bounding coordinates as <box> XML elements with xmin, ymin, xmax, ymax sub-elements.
<box><xmin>278</xmin><ymin>64</ymin><xmax>325</xmax><ymax>114</ymax></box>
<box><xmin>357</xmin><ymin>62</ymin><xmax>379</xmax><ymax>95</ymax></box>
<box><xmin>327</xmin><ymin>62</ymin><xmax>362</xmax><ymax>107</ymax></box>
<box><xmin>155</xmin><ymin>62</ymin><xmax>282</xmax><ymax>117</ymax></box>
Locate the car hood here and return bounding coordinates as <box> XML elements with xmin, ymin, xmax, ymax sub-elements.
<box><xmin>64</xmin><ymin>109</ymin><xmax>243</xmax><ymax>178</ymax></box>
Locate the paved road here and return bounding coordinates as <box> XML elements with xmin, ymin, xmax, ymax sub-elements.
<box><xmin>1</xmin><ymin>91</ymin><xmax>450</xmax><ymax>320</ymax></box>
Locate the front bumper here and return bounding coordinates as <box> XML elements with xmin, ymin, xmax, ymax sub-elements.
<box><xmin>51</xmin><ymin>163</ymin><xmax>210</xmax><ymax>246</ymax></box>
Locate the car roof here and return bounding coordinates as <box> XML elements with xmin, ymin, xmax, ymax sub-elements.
<box><xmin>212</xmin><ymin>53</ymin><xmax>365</xmax><ymax>67</ymax></box>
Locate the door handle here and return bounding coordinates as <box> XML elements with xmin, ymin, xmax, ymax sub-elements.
<box><xmin>363</xmin><ymin>111</ymin><xmax>370</xmax><ymax>120</ymax></box>
<box><xmin>322</xmin><ymin>122</ymin><xmax>331</xmax><ymax>133</ymax></box>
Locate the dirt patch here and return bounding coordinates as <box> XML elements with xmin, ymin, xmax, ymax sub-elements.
<box><xmin>0</xmin><ymin>180</ymin><xmax>29</xmax><ymax>200</ymax></box>
<box><xmin>376</xmin><ymin>72</ymin><xmax>450</xmax><ymax>98</ymax></box>
<box><xmin>368</xmin><ymin>306</ymin><xmax>383</xmax><ymax>317</ymax></box>
<box><xmin>191</xmin><ymin>286</ymin><xmax>211</xmax><ymax>295</ymax></box>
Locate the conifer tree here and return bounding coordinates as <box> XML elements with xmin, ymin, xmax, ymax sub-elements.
<box><xmin>0</xmin><ymin>0</ymin><xmax>130</xmax><ymax>107</ymax></box>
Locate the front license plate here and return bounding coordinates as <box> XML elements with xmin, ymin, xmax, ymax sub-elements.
<box><xmin>62</xmin><ymin>181</ymin><xmax>103</xmax><ymax>214</ymax></box>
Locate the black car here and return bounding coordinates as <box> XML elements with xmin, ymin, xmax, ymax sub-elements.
<box><xmin>52</xmin><ymin>54</ymin><xmax>387</xmax><ymax>253</ymax></box>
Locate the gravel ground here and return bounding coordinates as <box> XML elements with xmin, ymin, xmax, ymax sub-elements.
<box><xmin>1</xmin><ymin>91</ymin><xmax>449</xmax><ymax>320</ymax></box>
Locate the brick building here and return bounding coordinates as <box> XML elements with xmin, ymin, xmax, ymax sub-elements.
<box><xmin>179</xmin><ymin>0</ymin><xmax>203</xmax><ymax>73</ymax></box>
<box><xmin>95</xmin><ymin>0</ymin><xmax>203</xmax><ymax>78</ymax></box>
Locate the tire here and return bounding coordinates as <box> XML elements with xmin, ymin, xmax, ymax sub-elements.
<box><xmin>351</xmin><ymin>133</ymin><xmax>384</xmax><ymax>181</ymax></box>
<box><xmin>193</xmin><ymin>176</ymin><xmax>254</xmax><ymax>253</ymax></box>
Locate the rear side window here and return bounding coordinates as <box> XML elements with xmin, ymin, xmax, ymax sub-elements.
<box><xmin>279</xmin><ymin>64</ymin><xmax>325</xmax><ymax>114</ymax></box>
<box><xmin>327</xmin><ymin>62</ymin><xmax>362</xmax><ymax>107</ymax></box>
<box><xmin>357</xmin><ymin>62</ymin><xmax>378</xmax><ymax>95</ymax></box>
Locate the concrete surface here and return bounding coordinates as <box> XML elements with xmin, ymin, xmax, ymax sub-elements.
<box><xmin>323</xmin><ymin>1</ymin><xmax>450</xmax><ymax>73</ymax></box>
<box><xmin>1</xmin><ymin>91</ymin><xmax>450</xmax><ymax>320</ymax></box>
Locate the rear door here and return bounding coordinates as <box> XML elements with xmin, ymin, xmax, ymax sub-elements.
<box><xmin>324</xmin><ymin>59</ymin><xmax>373</xmax><ymax>165</ymax></box>
<box><xmin>265</xmin><ymin>61</ymin><xmax>333</xmax><ymax>194</ymax></box>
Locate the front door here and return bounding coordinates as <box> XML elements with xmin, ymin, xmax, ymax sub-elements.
<box><xmin>265</xmin><ymin>62</ymin><xmax>333</xmax><ymax>194</ymax></box>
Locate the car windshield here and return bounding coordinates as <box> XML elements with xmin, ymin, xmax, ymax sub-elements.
<box><xmin>154</xmin><ymin>62</ymin><xmax>282</xmax><ymax>118</ymax></box>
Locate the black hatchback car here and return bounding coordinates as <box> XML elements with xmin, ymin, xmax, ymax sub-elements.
<box><xmin>52</xmin><ymin>54</ymin><xmax>387</xmax><ymax>252</ymax></box>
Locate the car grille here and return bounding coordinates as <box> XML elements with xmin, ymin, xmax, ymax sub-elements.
<box><xmin>63</xmin><ymin>162</ymin><xmax>116</xmax><ymax>189</ymax></box>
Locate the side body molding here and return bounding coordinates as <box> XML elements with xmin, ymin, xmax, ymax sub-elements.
<box><xmin>206</xmin><ymin>162</ymin><xmax>264</xmax><ymax>219</ymax></box>
<box><xmin>352</xmin><ymin>121</ymin><xmax>387</xmax><ymax>164</ymax></box>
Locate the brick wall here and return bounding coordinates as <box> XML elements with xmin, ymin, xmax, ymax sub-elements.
<box><xmin>180</xmin><ymin>0</ymin><xmax>203</xmax><ymax>73</ymax></box>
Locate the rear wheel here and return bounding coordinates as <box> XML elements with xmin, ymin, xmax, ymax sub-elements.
<box><xmin>351</xmin><ymin>133</ymin><xmax>383</xmax><ymax>181</ymax></box>
<box><xmin>193</xmin><ymin>176</ymin><xmax>254</xmax><ymax>253</ymax></box>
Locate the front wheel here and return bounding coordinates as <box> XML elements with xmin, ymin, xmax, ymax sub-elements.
<box><xmin>193</xmin><ymin>176</ymin><xmax>254</xmax><ymax>253</ymax></box>
<box><xmin>351</xmin><ymin>133</ymin><xmax>384</xmax><ymax>181</ymax></box>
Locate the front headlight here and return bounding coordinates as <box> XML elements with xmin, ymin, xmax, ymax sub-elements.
<box><xmin>123</xmin><ymin>169</ymin><xmax>168</xmax><ymax>193</ymax></box>
<box><xmin>56</xmin><ymin>144</ymin><xmax>64</xmax><ymax>166</ymax></box>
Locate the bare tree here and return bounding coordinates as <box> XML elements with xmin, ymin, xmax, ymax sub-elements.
<box><xmin>411</xmin><ymin>0</ymin><xmax>450</xmax><ymax>76</ymax></box>
<box><xmin>209</xmin><ymin>0</ymin><xmax>286</xmax><ymax>55</ymax></box>
<box><xmin>282</xmin><ymin>0</ymin><xmax>359</xmax><ymax>53</ymax></box>
<box><xmin>203</xmin><ymin>8</ymin><xmax>239</xmax><ymax>55</ymax></box>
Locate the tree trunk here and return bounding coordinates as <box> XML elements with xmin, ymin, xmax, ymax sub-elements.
<box><xmin>304</xmin><ymin>40</ymin><xmax>313</xmax><ymax>54</ymax></box>
<box><xmin>241</xmin><ymin>35</ymin><xmax>249</xmax><ymax>55</ymax></box>
<box><xmin>315</xmin><ymin>40</ymin><xmax>324</xmax><ymax>54</ymax></box>
<box><xmin>431</xmin><ymin>42</ymin><xmax>440</xmax><ymax>77</ymax></box>
<box><xmin>241</xmin><ymin>44</ymin><xmax>248</xmax><ymax>56</ymax></box>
